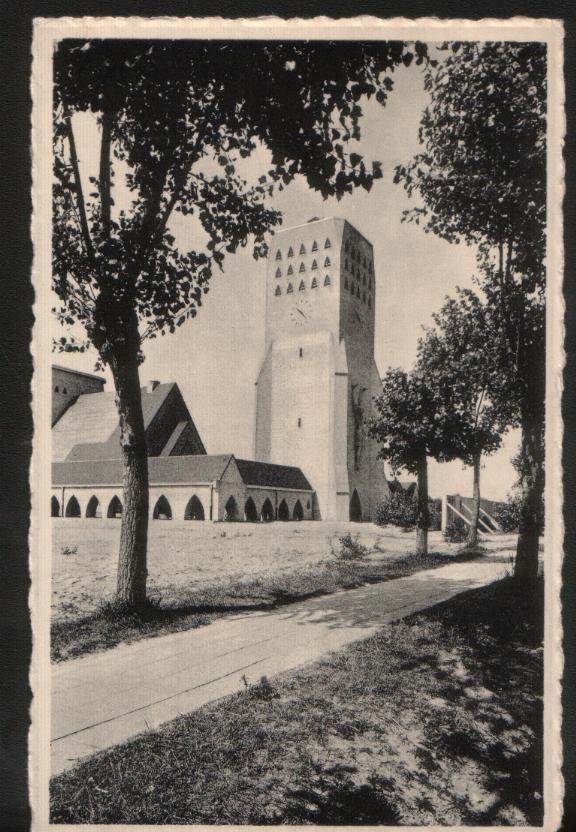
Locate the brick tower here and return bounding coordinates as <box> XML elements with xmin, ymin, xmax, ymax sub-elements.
<box><xmin>254</xmin><ymin>217</ymin><xmax>389</xmax><ymax>520</ymax></box>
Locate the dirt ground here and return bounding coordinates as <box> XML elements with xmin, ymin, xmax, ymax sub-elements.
<box><xmin>52</xmin><ymin>519</ymin><xmax>517</xmax><ymax>622</ymax></box>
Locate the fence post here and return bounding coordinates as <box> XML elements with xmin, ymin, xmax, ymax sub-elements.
<box><xmin>441</xmin><ymin>494</ymin><xmax>449</xmax><ymax>531</ymax></box>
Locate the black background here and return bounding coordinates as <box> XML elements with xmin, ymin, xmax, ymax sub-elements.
<box><xmin>0</xmin><ymin>2</ymin><xmax>573</xmax><ymax>830</ymax></box>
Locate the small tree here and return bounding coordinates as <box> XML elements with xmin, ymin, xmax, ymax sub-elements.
<box><xmin>395</xmin><ymin>42</ymin><xmax>546</xmax><ymax>581</ymax></box>
<box><xmin>368</xmin><ymin>368</ymin><xmax>460</xmax><ymax>555</ymax></box>
<box><xmin>54</xmin><ymin>39</ymin><xmax>428</xmax><ymax>609</ymax></box>
<box><xmin>417</xmin><ymin>289</ymin><xmax>518</xmax><ymax>546</ymax></box>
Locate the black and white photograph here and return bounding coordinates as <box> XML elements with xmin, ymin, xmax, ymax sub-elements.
<box><xmin>29</xmin><ymin>15</ymin><xmax>564</xmax><ymax>829</ymax></box>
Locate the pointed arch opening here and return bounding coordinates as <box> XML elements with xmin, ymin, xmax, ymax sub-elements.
<box><xmin>349</xmin><ymin>489</ymin><xmax>362</xmax><ymax>522</ymax></box>
<box><xmin>184</xmin><ymin>495</ymin><xmax>205</xmax><ymax>521</ymax></box>
<box><xmin>278</xmin><ymin>499</ymin><xmax>289</xmax><ymax>521</ymax></box>
<box><xmin>153</xmin><ymin>495</ymin><xmax>172</xmax><ymax>520</ymax></box>
<box><xmin>86</xmin><ymin>495</ymin><xmax>101</xmax><ymax>518</ymax></box>
<box><xmin>51</xmin><ymin>496</ymin><xmax>60</xmax><ymax>518</ymax></box>
<box><xmin>293</xmin><ymin>499</ymin><xmax>304</xmax><ymax>521</ymax></box>
<box><xmin>244</xmin><ymin>496</ymin><xmax>258</xmax><ymax>523</ymax></box>
<box><xmin>65</xmin><ymin>495</ymin><xmax>81</xmax><ymax>518</ymax></box>
<box><xmin>107</xmin><ymin>495</ymin><xmax>123</xmax><ymax>519</ymax></box>
<box><xmin>261</xmin><ymin>498</ymin><xmax>274</xmax><ymax>522</ymax></box>
<box><xmin>224</xmin><ymin>495</ymin><xmax>238</xmax><ymax>521</ymax></box>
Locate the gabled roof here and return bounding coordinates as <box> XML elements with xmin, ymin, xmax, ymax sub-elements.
<box><xmin>53</xmin><ymin>453</ymin><xmax>313</xmax><ymax>492</ymax></box>
<box><xmin>53</xmin><ymin>382</ymin><xmax>206</xmax><ymax>462</ymax></box>
<box><xmin>235</xmin><ymin>459</ymin><xmax>312</xmax><ymax>491</ymax></box>
<box><xmin>52</xmin><ymin>454</ymin><xmax>235</xmax><ymax>487</ymax></box>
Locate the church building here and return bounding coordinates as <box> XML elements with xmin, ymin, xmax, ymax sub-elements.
<box><xmin>255</xmin><ymin>217</ymin><xmax>389</xmax><ymax>520</ymax></box>
<box><xmin>52</xmin><ymin>217</ymin><xmax>389</xmax><ymax>522</ymax></box>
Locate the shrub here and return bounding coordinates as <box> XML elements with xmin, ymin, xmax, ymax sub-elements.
<box><xmin>428</xmin><ymin>497</ymin><xmax>442</xmax><ymax>531</ymax></box>
<box><xmin>376</xmin><ymin>491</ymin><xmax>417</xmax><ymax>529</ymax></box>
<box><xmin>493</xmin><ymin>493</ymin><xmax>544</xmax><ymax>535</ymax></box>
<box><xmin>336</xmin><ymin>533</ymin><xmax>369</xmax><ymax>561</ymax></box>
<box><xmin>443</xmin><ymin>525</ymin><xmax>468</xmax><ymax>544</ymax></box>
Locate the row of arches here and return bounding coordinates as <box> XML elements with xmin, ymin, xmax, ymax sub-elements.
<box><xmin>52</xmin><ymin>493</ymin><xmax>306</xmax><ymax>522</ymax></box>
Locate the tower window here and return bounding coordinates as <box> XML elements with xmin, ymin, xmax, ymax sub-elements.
<box><xmin>275</xmin><ymin>249</ymin><xmax>282</xmax><ymax>260</ymax></box>
<box><xmin>62</xmin><ymin>388</ymin><xmax>67</xmax><ymax>394</ymax></box>
<box><xmin>55</xmin><ymin>385</ymin><xmax>59</xmax><ymax>393</ymax></box>
<box><xmin>311</xmin><ymin>259</ymin><xmax>318</xmax><ymax>270</ymax></box>
<box><xmin>344</xmin><ymin>277</ymin><xmax>349</xmax><ymax>290</ymax></box>
<box><xmin>368</xmin><ymin>295</ymin><xmax>372</xmax><ymax>308</ymax></box>
<box><xmin>299</xmin><ymin>347</ymin><xmax>303</xmax><ymax>358</ymax></box>
<box><xmin>311</xmin><ymin>277</ymin><xmax>318</xmax><ymax>288</ymax></box>
<box><xmin>363</xmin><ymin>291</ymin><xmax>366</xmax><ymax>302</ymax></box>
<box><xmin>324</xmin><ymin>238</ymin><xmax>331</xmax><ymax>249</ymax></box>
<box><xmin>324</xmin><ymin>256</ymin><xmax>331</xmax><ymax>267</ymax></box>
<box><xmin>288</xmin><ymin>246</ymin><xmax>294</xmax><ymax>257</ymax></box>
<box><xmin>287</xmin><ymin>264</ymin><xmax>294</xmax><ymax>275</ymax></box>
<box><xmin>311</xmin><ymin>240</ymin><xmax>318</xmax><ymax>251</ymax></box>
<box><xmin>299</xmin><ymin>243</ymin><xmax>306</xmax><ymax>255</ymax></box>
<box><xmin>324</xmin><ymin>274</ymin><xmax>331</xmax><ymax>286</ymax></box>
<box><xmin>356</xmin><ymin>286</ymin><xmax>361</xmax><ymax>298</ymax></box>
<box><xmin>287</xmin><ymin>282</ymin><xmax>293</xmax><ymax>294</ymax></box>
<box><xmin>345</xmin><ymin>240</ymin><xmax>349</xmax><ymax>252</ymax></box>
<box><xmin>275</xmin><ymin>285</ymin><xmax>281</xmax><ymax>296</ymax></box>
<box><xmin>297</xmin><ymin>417</ymin><xmax>302</xmax><ymax>427</ymax></box>
<box><xmin>299</xmin><ymin>280</ymin><xmax>306</xmax><ymax>291</ymax></box>
<box><xmin>275</xmin><ymin>267</ymin><xmax>282</xmax><ymax>278</ymax></box>
<box><xmin>299</xmin><ymin>262</ymin><xmax>305</xmax><ymax>273</ymax></box>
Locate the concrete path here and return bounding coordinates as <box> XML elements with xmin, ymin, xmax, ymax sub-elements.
<box><xmin>51</xmin><ymin>556</ymin><xmax>509</xmax><ymax>776</ymax></box>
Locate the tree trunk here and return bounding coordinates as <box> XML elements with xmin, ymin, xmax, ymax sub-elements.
<box><xmin>108</xmin><ymin>321</ymin><xmax>149</xmax><ymax>610</ymax></box>
<box><xmin>416</xmin><ymin>456</ymin><xmax>430</xmax><ymax>556</ymax></box>
<box><xmin>514</xmin><ymin>403</ymin><xmax>544</xmax><ymax>583</ymax></box>
<box><xmin>467</xmin><ymin>452</ymin><xmax>482</xmax><ymax>547</ymax></box>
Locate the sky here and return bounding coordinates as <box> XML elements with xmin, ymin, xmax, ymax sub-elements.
<box><xmin>54</xmin><ymin>53</ymin><xmax>520</xmax><ymax>501</ymax></box>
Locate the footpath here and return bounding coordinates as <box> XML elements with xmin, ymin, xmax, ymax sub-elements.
<box><xmin>52</xmin><ymin>555</ymin><xmax>508</xmax><ymax>776</ymax></box>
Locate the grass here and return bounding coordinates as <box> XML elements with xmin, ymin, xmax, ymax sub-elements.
<box><xmin>51</xmin><ymin>546</ymin><xmax>482</xmax><ymax>663</ymax></box>
<box><xmin>50</xmin><ymin>575</ymin><xmax>543</xmax><ymax>825</ymax></box>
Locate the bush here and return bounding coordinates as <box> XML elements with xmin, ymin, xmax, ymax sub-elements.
<box><xmin>493</xmin><ymin>493</ymin><xmax>544</xmax><ymax>535</ymax></box>
<box><xmin>376</xmin><ymin>491</ymin><xmax>417</xmax><ymax>529</ymax></box>
<box><xmin>428</xmin><ymin>498</ymin><xmax>442</xmax><ymax>532</ymax></box>
<box><xmin>376</xmin><ymin>492</ymin><xmax>441</xmax><ymax>532</ymax></box>
<box><xmin>443</xmin><ymin>525</ymin><xmax>468</xmax><ymax>544</ymax></box>
<box><xmin>336</xmin><ymin>533</ymin><xmax>369</xmax><ymax>561</ymax></box>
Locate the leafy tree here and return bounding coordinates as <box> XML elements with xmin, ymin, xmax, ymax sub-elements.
<box><xmin>395</xmin><ymin>41</ymin><xmax>546</xmax><ymax>580</ymax></box>
<box><xmin>53</xmin><ymin>39</ymin><xmax>428</xmax><ymax>608</ymax></box>
<box><xmin>417</xmin><ymin>288</ymin><xmax>517</xmax><ymax>546</ymax></box>
<box><xmin>367</xmin><ymin>367</ymin><xmax>461</xmax><ymax>555</ymax></box>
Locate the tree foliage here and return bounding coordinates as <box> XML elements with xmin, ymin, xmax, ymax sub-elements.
<box><xmin>368</xmin><ymin>367</ymin><xmax>462</xmax><ymax>476</ymax></box>
<box><xmin>53</xmin><ymin>39</ymin><xmax>429</xmax><ymax>355</ymax></box>
<box><xmin>417</xmin><ymin>288</ymin><xmax>518</xmax><ymax>463</ymax></box>
<box><xmin>394</xmin><ymin>42</ymin><xmax>546</xmax><ymax>578</ymax></box>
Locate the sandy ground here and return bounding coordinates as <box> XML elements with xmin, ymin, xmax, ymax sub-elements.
<box><xmin>52</xmin><ymin>519</ymin><xmax>518</xmax><ymax>622</ymax></box>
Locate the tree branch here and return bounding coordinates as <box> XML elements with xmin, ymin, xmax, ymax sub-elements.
<box><xmin>64</xmin><ymin>108</ymin><xmax>96</xmax><ymax>269</ymax></box>
<box><xmin>99</xmin><ymin>108</ymin><xmax>113</xmax><ymax>240</ymax></box>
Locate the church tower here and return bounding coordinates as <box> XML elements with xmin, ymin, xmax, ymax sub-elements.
<box><xmin>254</xmin><ymin>217</ymin><xmax>389</xmax><ymax>520</ymax></box>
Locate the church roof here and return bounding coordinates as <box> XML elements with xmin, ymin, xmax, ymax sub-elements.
<box><xmin>53</xmin><ymin>382</ymin><xmax>206</xmax><ymax>462</ymax></box>
<box><xmin>52</xmin><ymin>454</ymin><xmax>235</xmax><ymax>486</ymax></box>
<box><xmin>235</xmin><ymin>458</ymin><xmax>312</xmax><ymax>491</ymax></box>
<box><xmin>53</xmin><ymin>454</ymin><xmax>313</xmax><ymax>491</ymax></box>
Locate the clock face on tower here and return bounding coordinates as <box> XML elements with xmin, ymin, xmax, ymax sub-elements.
<box><xmin>290</xmin><ymin>297</ymin><xmax>313</xmax><ymax>326</ymax></box>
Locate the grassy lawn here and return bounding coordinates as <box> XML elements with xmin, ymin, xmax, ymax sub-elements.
<box><xmin>51</xmin><ymin>545</ymin><xmax>485</xmax><ymax>662</ymax></box>
<box><xmin>50</xmin><ymin>575</ymin><xmax>543</xmax><ymax>825</ymax></box>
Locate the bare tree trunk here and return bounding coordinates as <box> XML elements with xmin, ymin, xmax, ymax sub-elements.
<box><xmin>416</xmin><ymin>456</ymin><xmax>429</xmax><ymax>556</ymax></box>
<box><xmin>514</xmin><ymin>403</ymin><xmax>544</xmax><ymax>583</ymax></box>
<box><xmin>467</xmin><ymin>452</ymin><xmax>482</xmax><ymax>547</ymax></box>
<box><xmin>108</xmin><ymin>319</ymin><xmax>149</xmax><ymax>609</ymax></box>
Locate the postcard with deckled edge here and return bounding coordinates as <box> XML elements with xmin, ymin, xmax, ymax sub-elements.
<box><xmin>30</xmin><ymin>15</ymin><xmax>565</xmax><ymax>831</ymax></box>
